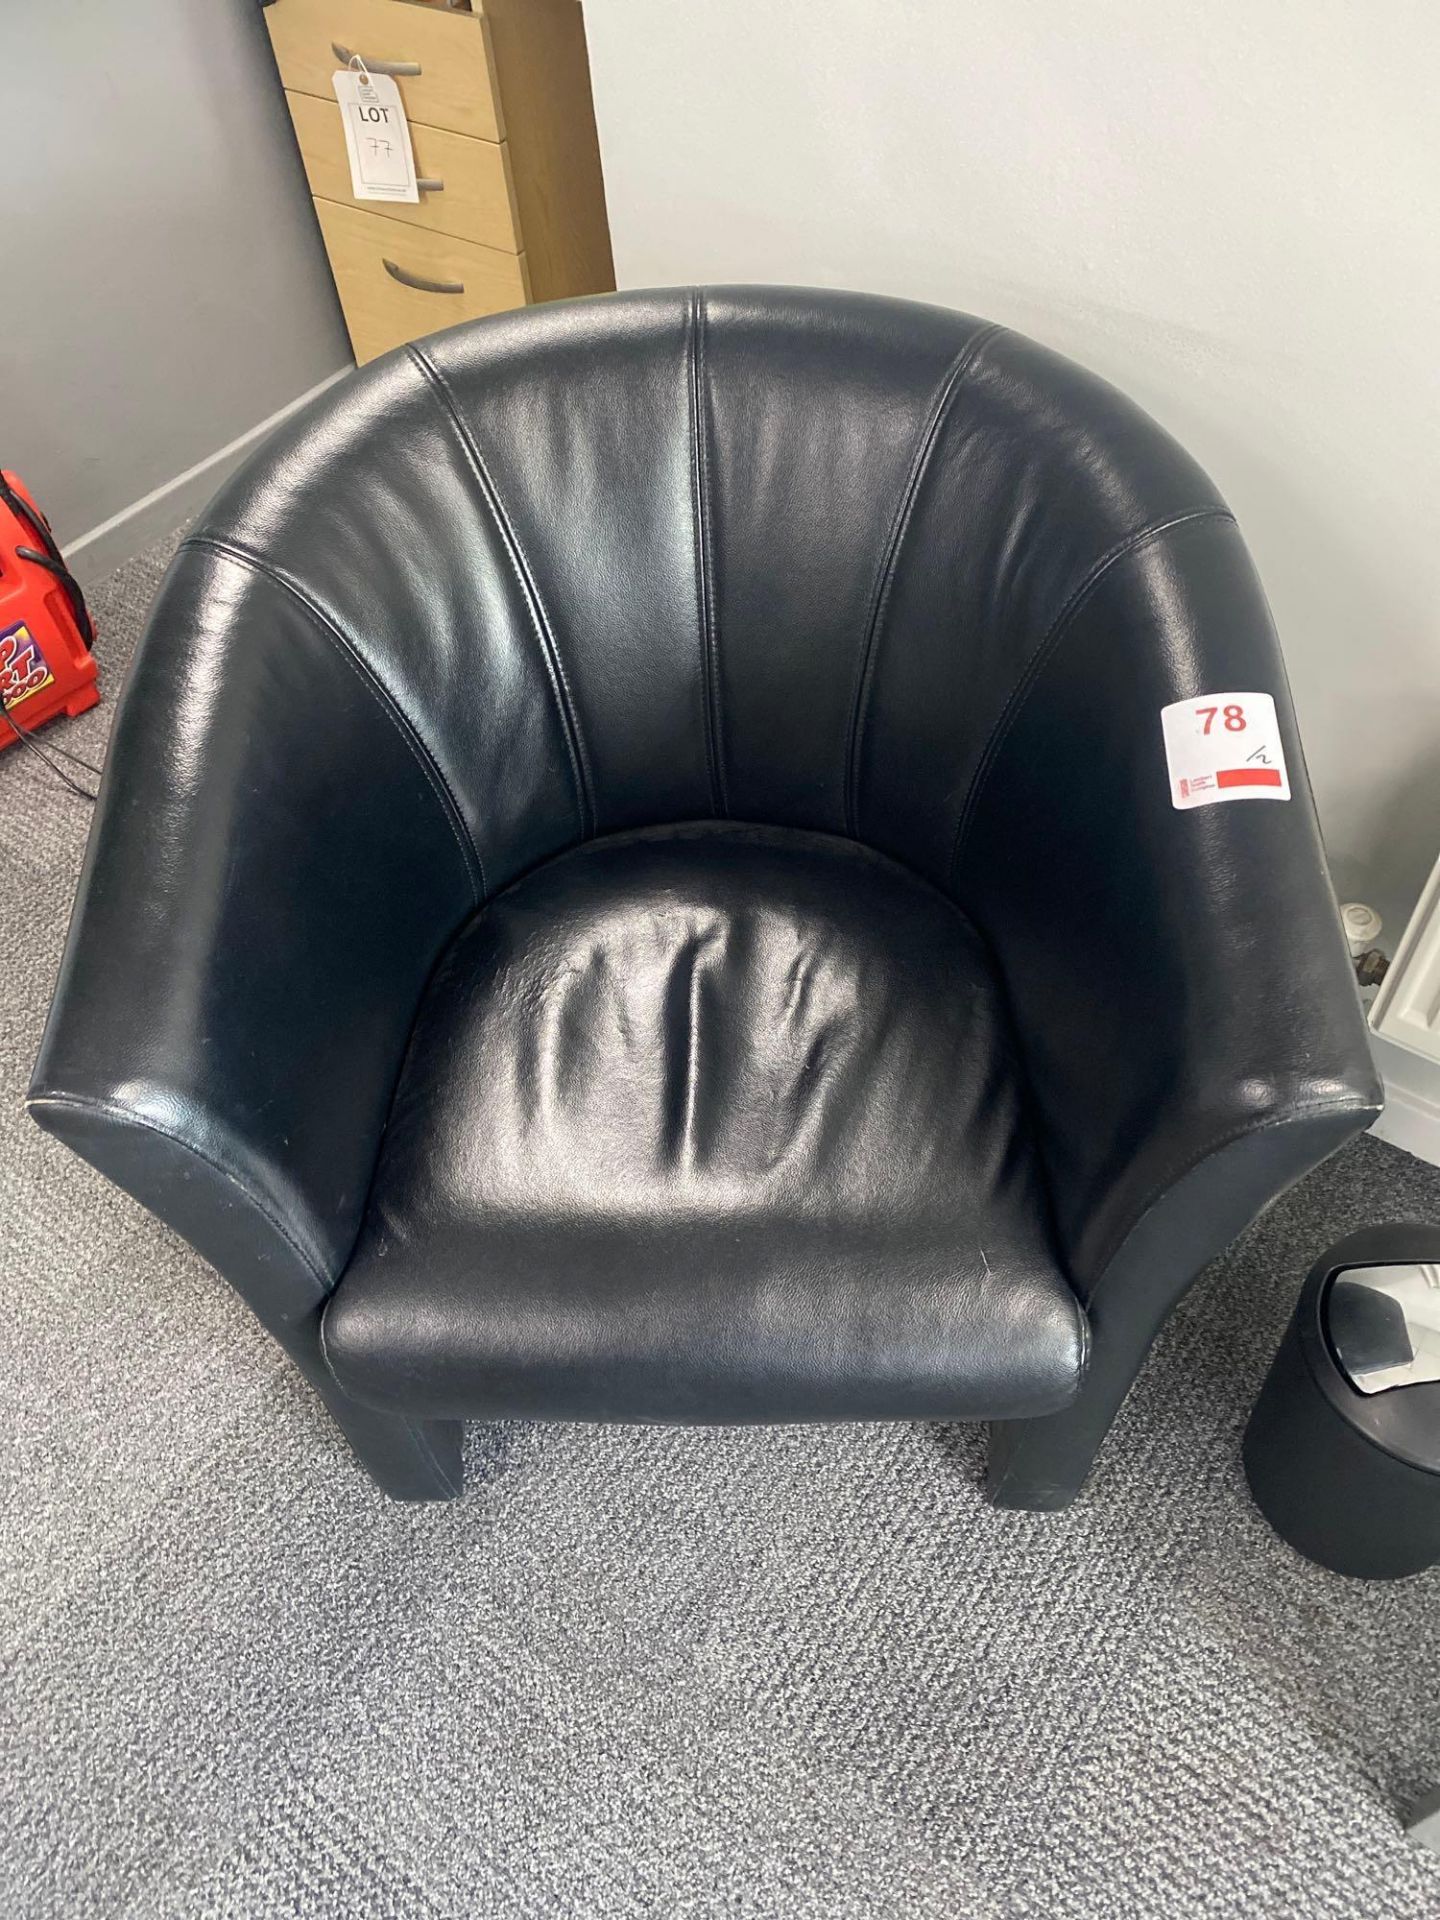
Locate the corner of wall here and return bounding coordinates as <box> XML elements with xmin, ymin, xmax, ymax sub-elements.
<box><xmin>62</xmin><ymin>370</ymin><xmax>350</xmax><ymax>590</ymax></box>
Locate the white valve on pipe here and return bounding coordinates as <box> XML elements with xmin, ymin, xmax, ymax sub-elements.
<box><xmin>1341</xmin><ymin>902</ymin><xmax>1383</xmax><ymax>959</ymax></box>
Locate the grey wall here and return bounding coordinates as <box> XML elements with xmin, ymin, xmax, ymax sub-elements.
<box><xmin>2</xmin><ymin>0</ymin><xmax>351</xmax><ymax>552</ymax></box>
<box><xmin>584</xmin><ymin>0</ymin><xmax>1440</xmax><ymax>937</ymax></box>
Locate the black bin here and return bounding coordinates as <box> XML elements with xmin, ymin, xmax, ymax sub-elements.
<box><xmin>1243</xmin><ymin>1224</ymin><xmax>1440</xmax><ymax>1579</ymax></box>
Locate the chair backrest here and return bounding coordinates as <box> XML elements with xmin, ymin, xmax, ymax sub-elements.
<box><xmin>31</xmin><ymin>286</ymin><xmax>1379</xmax><ymax>1398</ymax></box>
<box><xmin>190</xmin><ymin>285</ymin><xmax>1228</xmax><ymax>905</ymax></box>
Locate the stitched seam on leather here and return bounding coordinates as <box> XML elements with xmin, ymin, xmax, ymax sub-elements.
<box><xmin>27</xmin><ymin>1091</ymin><xmax>333</xmax><ymax>1301</ymax></box>
<box><xmin>1085</xmin><ymin>1095</ymin><xmax>1374</xmax><ymax>1308</ymax></box>
<box><xmin>689</xmin><ymin>291</ymin><xmax>726</xmax><ymax>815</ymax></box>
<box><xmin>407</xmin><ymin>345</ymin><xmax>595</xmax><ymax>840</ymax></box>
<box><xmin>946</xmin><ymin>507</ymin><xmax>1236</xmax><ymax>886</ymax></box>
<box><xmin>1072</xmin><ymin>1302</ymin><xmax>1092</xmax><ymax>1383</ymax></box>
<box><xmin>843</xmin><ymin>321</ymin><xmax>1006</xmax><ymax>836</ymax></box>
<box><xmin>698</xmin><ymin>293</ymin><xmax>727</xmax><ymax>812</ymax></box>
<box><xmin>182</xmin><ymin>535</ymin><xmax>486</xmax><ymax>905</ymax></box>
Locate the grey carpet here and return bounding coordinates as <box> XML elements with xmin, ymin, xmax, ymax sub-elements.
<box><xmin>3</xmin><ymin>529</ymin><xmax>1439</xmax><ymax>1920</ymax></box>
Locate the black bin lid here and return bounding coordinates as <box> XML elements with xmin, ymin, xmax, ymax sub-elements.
<box><xmin>1306</xmin><ymin>1234</ymin><xmax>1440</xmax><ymax>1476</ymax></box>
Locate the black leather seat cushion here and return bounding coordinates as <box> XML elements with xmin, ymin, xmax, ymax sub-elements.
<box><xmin>323</xmin><ymin>826</ymin><xmax>1086</xmax><ymax>1423</ymax></box>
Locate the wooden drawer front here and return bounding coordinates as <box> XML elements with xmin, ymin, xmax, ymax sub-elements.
<box><xmin>266</xmin><ymin>0</ymin><xmax>503</xmax><ymax>141</ymax></box>
<box><xmin>315</xmin><ymin>198</ymin><xmax>528</xmax><ymax>363</ymax></box>
<box><xmin>287</xmin><ymin>92</ymin><xmax>519</xmax><ymax>251</ymax></box>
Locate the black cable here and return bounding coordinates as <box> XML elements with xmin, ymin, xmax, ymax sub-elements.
<box><xmin>0</xmin><ymin>476</ymin><xmax>94</xmax><ymax>648</ymax></box>
<box><xmin>0</xmin><ymin>698</ymin><xmax>97</xmax><ymax>802</ymax></box>
<box><xmin>33</xmin><ymin>729</ymin><xmax>104</xmax><ymax>778</ymax></box>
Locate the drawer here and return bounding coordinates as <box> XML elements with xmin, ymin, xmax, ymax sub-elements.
<box><xmin>287</xmin><ymin>91</ymin><xmax>519</xmax><ymax>252</ymax></box>
<box><xmin>265</xmin><ymin>0</ymin><xmax>504</xmax><ymax>141</ymax></box>
<box><xmin>314</xmin><ymin>198</ymin><xmax>529</xmax><ymax>363</ymax></box>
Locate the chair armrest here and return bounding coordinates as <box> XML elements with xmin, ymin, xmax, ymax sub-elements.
<box><xmin>29</xmin><ymin>543</ymin><xmax>480</xmax><ymax>1335</ymax></box>
<box><xmin>953</xmin><ymin>510</ymin><xmax>1382</xmax><ymax>1312</ymax></box>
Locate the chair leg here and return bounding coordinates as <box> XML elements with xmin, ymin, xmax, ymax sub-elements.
<box><xmin>986</xmin><ymin>1402</ymin><xmax>1111</xmax><ymax>1511</ymax></box>
<box><xmin>1405</xmin><ymin>1787</ymin><xmax>1440</xmax><ymax>1858</ymax></box>
<box><xmin>986</xmin><ymin>1306</ymin><xmax>1159</xmax><ymax>1510</ymax></box>
<box><xmin>285</xmin><ymin>1321</ymin><xmax>465</xmax><ymax>1501</ymax></box>
<box><xmin>314</xmin><ymin>1381</ymin><xmax>465</xmax><ymax>1502</ymax></box>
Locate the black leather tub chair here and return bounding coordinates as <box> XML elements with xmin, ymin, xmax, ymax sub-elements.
<box><xmin>30</xmin><ymin>289</ymin><xmax>1381</xmax><ymax>1505</ymax></box>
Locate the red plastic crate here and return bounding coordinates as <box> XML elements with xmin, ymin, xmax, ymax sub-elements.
<box><xmin>0</xmin><ymin>471</ymin><xmax>98</xmax><ymax>748</ymax></box>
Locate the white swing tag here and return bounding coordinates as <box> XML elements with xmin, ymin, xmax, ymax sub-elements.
<box><xmin>1160</xmin><ymin>691</ymin><xmax>1291</xmax><ymax>810</ymax></box>
<box><xmin>331</xmin><ymin>65</ymin><xmax>419</xmax><ymax>203</ymax></box>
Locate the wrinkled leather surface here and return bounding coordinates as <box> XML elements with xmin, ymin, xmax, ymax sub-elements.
<box><xmin>323</xmin><ymin>827</ymin><xmax>1086</xmax><ymax>1420</ymax></box>
<box><xmin>29</xmin><ymin>286</ymin><xmax>1381</xmax><ymax>1459</ymax></box>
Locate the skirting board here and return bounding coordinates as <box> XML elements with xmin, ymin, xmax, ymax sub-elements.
<box><xmin>62</xmin><ymin>369</ymin><xmax>351</xmax><ymax>590</ymax></box>
<box><xmin>1370</xmin><ymin>1030</ymin><xmax>1440</xmax><ymax>1170</ymax></box>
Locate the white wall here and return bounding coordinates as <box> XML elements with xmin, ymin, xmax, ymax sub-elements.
<box><xmin>2</xmin><ymin>1</ymin><xmax>351</xmax><ymax>573</ymax></box>
<box><xmin>584</xmin><ymin>0</ymin><xmax>1440</xmax><ymax>935</ymax></box>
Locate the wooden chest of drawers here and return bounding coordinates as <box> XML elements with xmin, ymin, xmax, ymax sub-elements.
<box><xmin>262</xmin><ymin>0</ymin><xmax>613</xmax><ymax>363</ymax></box>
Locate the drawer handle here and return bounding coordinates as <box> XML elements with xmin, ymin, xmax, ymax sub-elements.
<box><xmin>416</xmin><ymin>178</ymin><xmax>445</xmax><ymax>194</ymax></box>
<box><xmin>384</xmin><ymin>258</ymin><xmax>465</xmax><ymax>296</ymax></box>
<box><xmin>332</xmin><ymin>41</ymin><xmax>422</xmax><ymax>77</ymax></box>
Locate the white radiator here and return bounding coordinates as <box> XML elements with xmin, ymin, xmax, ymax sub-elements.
<box><xmin>1372</xmin><ymin>854</ymin><xmax>1440</xmax><ymax>1065</ymax></box>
